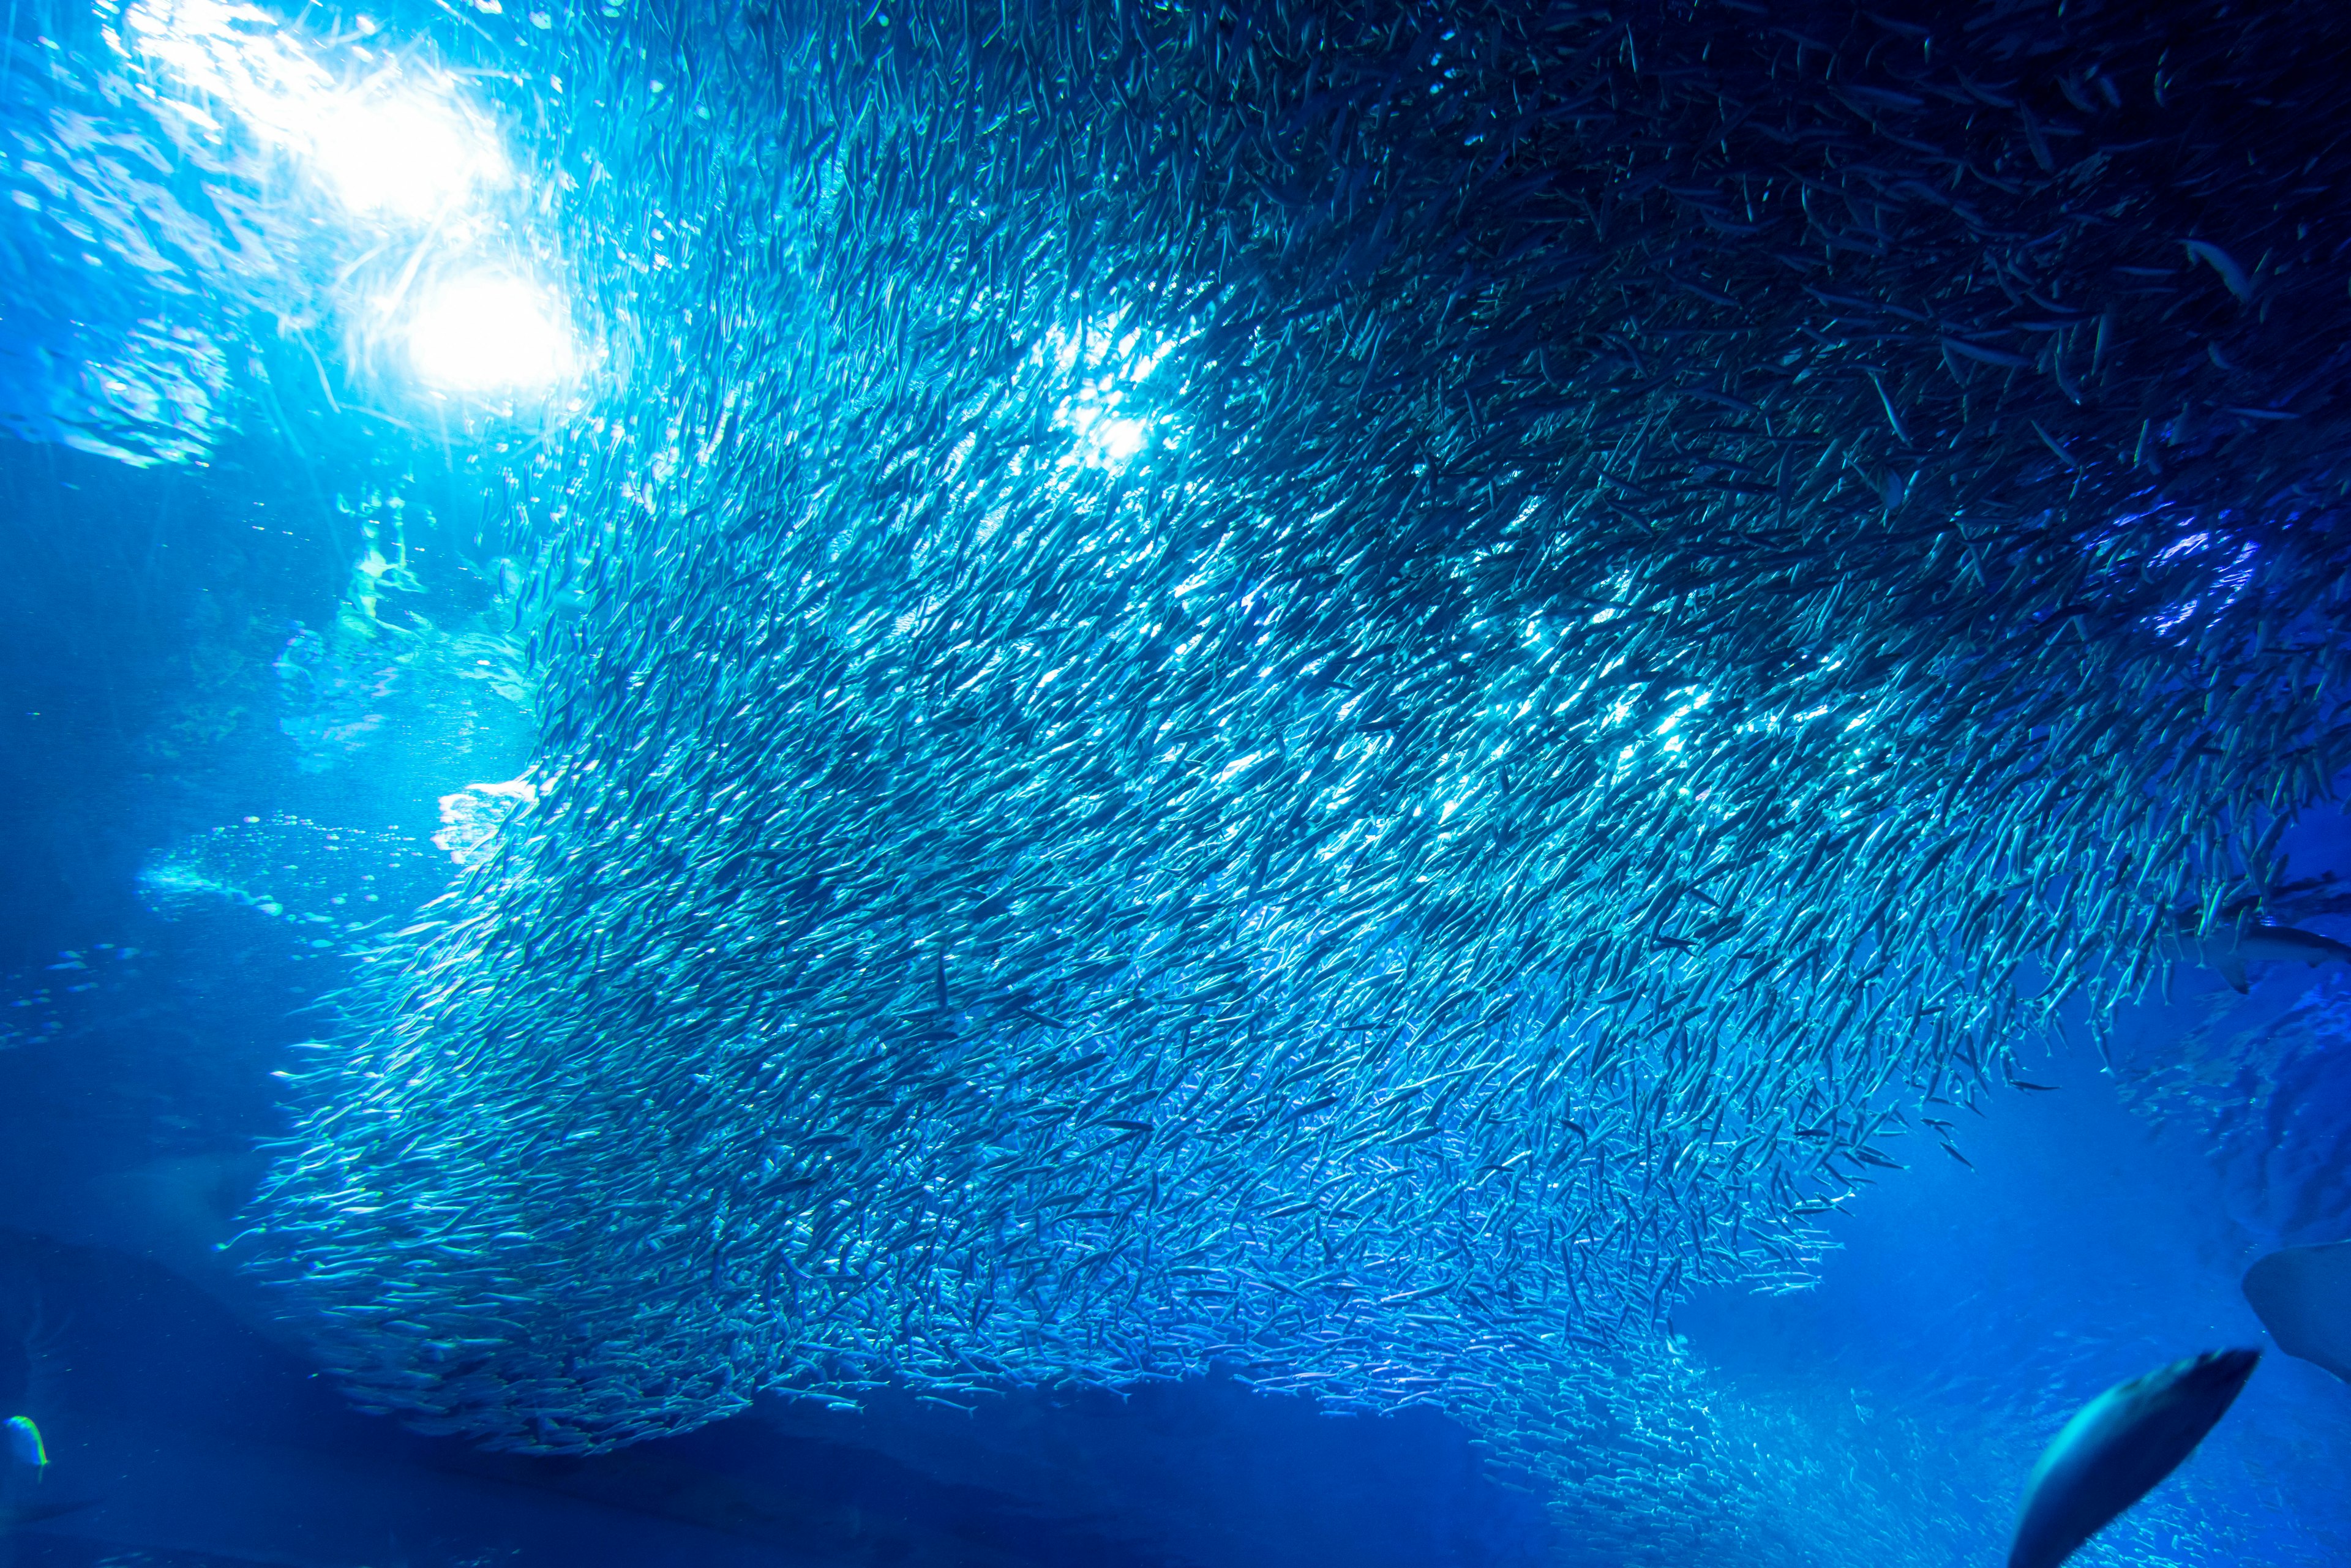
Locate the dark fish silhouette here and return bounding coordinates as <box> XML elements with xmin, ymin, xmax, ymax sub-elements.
<box><xmin>0</xmin><ymin>1496</ymin><xmax>97</xmax><ymax>1532</ymax></box>
<box><xmin>2243</xmin><ymin>1242</ymin><xmax>2351</xmax><ymax>1383</ymax></box>
<box><xmin>2188</xmin><ymin>923</ymin><xmax>2351</xmax><ymax>994</ymax></box>
<box><xmin>2008</xmin><ymin>1350</ymin><xmax>2259</xmax><ymax>1568</ymax></box>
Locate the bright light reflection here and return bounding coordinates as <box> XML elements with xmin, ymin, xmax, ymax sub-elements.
<box><xmin>121</xmin><ymin>0</ymin><xmax>506</xmax><ymax>220</ymax></box>
<box><xmin>1044</xmin><ymin>316</ymin><xmax>1185</xmax><ymax>472</ymax></box>
<box><xmin>309</xmin><ymin>90</ymin><xmax>506</xmax><ymax>219</ymax></box>
<box><xmin>406</xmin><ymin>274</ymin><xmax>575</xmax><ymax>392</ymax></box>
<box><xmin>1066</xmin><ymin>410</ymin><xmax>1150</xmax><ymax>467</ymax></box>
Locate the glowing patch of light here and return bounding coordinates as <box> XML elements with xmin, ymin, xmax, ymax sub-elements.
<box><xmin>308</xmin><ymin>91</ymin><xmax>506</xmax><ymax>219</ymax></box>
<box><xmin>120</xmin><ymin>0</ymin><xmax>506</xmax><ymax>220</ymax></box>
<box><xmin>405</xmin><ymin>274</ymin><xmax>576</xmax><ymax>392</ymax></box>
<box><xmin>1043</xmin><ymin>315</ymin><xmax>1188</xmax><ymax>472</ymax></box>
<box><xmin>1213</xmin><ymin>749</ymin><xmax>1270</xmax><ymax>786</ymax></box>
<box><xmin>2149</xmin><ymin>528</ymin><xmax>2258</xmax><ymax>637</ymax></box>
<box><xmin>2155</xmin><ymin>530</ymin><xmax>2214</xmax><ymax>565</ymax></box>
<box><xmin>1090</xmin><ymin>416</ymin><xmax>1149</xmax><ymax>465</ymax></box>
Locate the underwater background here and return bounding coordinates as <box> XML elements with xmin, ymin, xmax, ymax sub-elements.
<box><xmin>3</xmin><ymin>0</ymin><xmax>2350</xmax><ymax>1563</ymax></box>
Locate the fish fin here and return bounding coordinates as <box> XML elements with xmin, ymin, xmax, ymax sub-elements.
<box><xmin>2221</xmin><ymin>948</ymin><xmax>2248</xmax><ymax>993</ymax></box>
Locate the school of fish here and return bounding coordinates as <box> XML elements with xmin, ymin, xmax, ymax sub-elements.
<box><xmin>234</xmin><ymin>0</ymin><xmax>2351</xmax><ymax>1553</ymax></box>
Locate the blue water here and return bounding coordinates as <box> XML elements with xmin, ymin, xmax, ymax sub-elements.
<box><xmin>4</xmin><ymin>1</ymin><xmax>2351</xmax><ymax>1564</ymax></box>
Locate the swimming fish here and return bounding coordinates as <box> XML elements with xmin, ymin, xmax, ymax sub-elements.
<box><xmin>2008</xmin><ymin>1349</ymin><xmax>2260</xmax><ymax>1568</ymax></box>
<box><xmin>2</xmin><ymin>1416</ymin><xmax>42</xmax><ymax>1474</ymax></box>
<box><xmin>216</xmin><ymin>1</ymin><xmax>2351</xmax><ymax>1551</ymax></box>
<box><xmin>2191</xmin><ymin>923</ymin><xmax>2351</xmax><ymax>994</ymax></box>
<box><xmin>2242</xmin><ymin>1242</ymin><xmax>2351</xmax><ymax>1384</ymax></box>
<box><xmin>0</xmin><ymin>1498</ymin><xmax>92</xmax><ymax>1534</ymax></box>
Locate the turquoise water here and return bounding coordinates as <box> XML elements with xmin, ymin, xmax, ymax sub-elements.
<box><xmin>4</xmin><ymin>1</ymin><xmax>2351</xmax><ymax>1563</ymax></box>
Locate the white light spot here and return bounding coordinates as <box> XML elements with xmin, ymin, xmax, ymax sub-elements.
<box><xmin>309</xmin><ymin>91</ymin><xmax>506</xmax><ymax>219</ymax></box>
<box><xmin>1092</xmin><ymin>417</ymin><xmax>1149</xmax><ymax>465</ymax></box>
<box><xmin>407</xmin><ymin>274</ymin><xmax>575</xmax><ymax>392</ymax></box>
<box><xmin>1041</xmin><ymin>313</ymin><xmax>1189</xmax><ymax>473</ymax></box>
<box><xmin>123</xmin><ymin>0</ymin><xmax>507</xmax><ymax>220</ymax></box>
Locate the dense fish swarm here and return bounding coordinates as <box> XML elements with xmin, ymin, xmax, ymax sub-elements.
<box><xmin>252</xmin><ymin>0</ymin><xmax>2351</xmax><ymax>1547</ymax></box>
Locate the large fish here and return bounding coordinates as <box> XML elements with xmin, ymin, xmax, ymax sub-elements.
<box><xmin>2185</xmin><ymin>922</ymin><xmax>2351</xmax><ymax>994</ymax></box>
<box><xmin>2008</xmin><ymin>1349</ymin><xmax>2259</xmax><ymax>1568</ymax></box>
<box><xmin>0</xmin><ymin>1497</ymin><xmax>95</xmax><ymax>1535</ymax></box>
<box><xmin>2242</xmin><ymin>1242</ymin><xmax>2351</xmax><ymax>1384</ymax></box>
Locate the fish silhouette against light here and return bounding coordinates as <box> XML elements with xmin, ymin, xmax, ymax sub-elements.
<box><xmin>2243</xmin><ymin>1242</ymin><xmax>2351</xmax><ymax>1384</ymax></box>
<box><xmin>2008</xmin><ymin>1349</ymin><xmax>2259</xmax><ymax>1568</ymax></box>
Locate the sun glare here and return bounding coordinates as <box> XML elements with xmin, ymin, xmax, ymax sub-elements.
<box><xmin>405</xmin><ymin>273</ymin><xmax>576</xmax><ymax>393</ymax></box>
<box><xmin>122</xmin><ymin>0</ymin><xmax>507</xmax><ymax>220</ymax></box>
